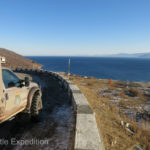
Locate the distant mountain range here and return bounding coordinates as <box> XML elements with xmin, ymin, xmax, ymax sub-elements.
<box><xmin>100</xmin><ymin>53</ymin><xmax>150</xmax><ymax>58</ymax></box>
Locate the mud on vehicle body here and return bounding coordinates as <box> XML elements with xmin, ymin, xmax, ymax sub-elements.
<box><xmin>0</xmin><ymin>56</ymin><xmax>42</xmax><ymax>123</ymax></box>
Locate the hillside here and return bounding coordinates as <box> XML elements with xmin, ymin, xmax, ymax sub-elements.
<box><xmin>67</xmin><ymin>74</ymin><xmax>150</xmax><ymax>150</ymax></box>
<box><xmin>0</xmin><ymin>48</ymin><xmax>42</xmax><ymax>69</ymax></box>
<box><xmin>140</xmin><ymin>53</ymin><xmax>150</xmax><ymax>58</ymax></box>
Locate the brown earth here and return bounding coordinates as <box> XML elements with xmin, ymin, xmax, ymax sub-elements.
<box><xmin>0</xmin><ymin>48</ymin><xmax>42</xmax><ymax>69</ymax></box>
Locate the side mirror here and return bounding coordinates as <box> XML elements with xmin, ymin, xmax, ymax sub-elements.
<box><xmin>25</xmin><ymin>77</ymin><xmax>30</xmax><ymax>87</ymax></box>
<box><xmin>8</xmin><ymin>82</ymin><xmax>15</xmax><ymax>88</ymax></box>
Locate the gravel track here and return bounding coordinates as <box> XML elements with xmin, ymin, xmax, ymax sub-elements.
<box><xmin>0</xmin><ymin>73</ymin><xmax>75</xmax><ymax>150</ymax></box>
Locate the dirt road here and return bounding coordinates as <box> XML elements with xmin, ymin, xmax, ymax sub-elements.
<box><xmin>0</xmin><ymin>72</ymin><xmax>75</xmax><ymax>150</ymax></box>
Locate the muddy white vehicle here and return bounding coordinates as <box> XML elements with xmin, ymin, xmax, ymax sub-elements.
<box><xmin>0</xmin><ymin>57</ymin><xmax>42</xmax><ymax>123</ymax></box>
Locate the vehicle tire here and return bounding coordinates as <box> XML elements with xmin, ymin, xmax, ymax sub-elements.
<box><xmin>30</xmin><ymin>91</ymin><xmax>42</xmax><ymax>122</ymax></box>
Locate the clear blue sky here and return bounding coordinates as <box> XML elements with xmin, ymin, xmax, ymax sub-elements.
<box><xmin>0</xmin><ymin>0</ymin><xmax>150</xmax><ymax>56</ymax></box>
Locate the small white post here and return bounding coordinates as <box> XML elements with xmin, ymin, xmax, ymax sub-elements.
<box><xmin>127</xmin><ymin>80</ymin><xmax>129</xmax><ymax>89</ymax></box>
<box><xmin>68</xmin><ymin>58</ymin><xmax>70</xmax><ymax>79</ymax></box>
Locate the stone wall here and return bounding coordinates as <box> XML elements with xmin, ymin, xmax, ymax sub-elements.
<box><xmin>15</xmin><ymin>68</ymin><xmax>105</xmax><ymax>150</ymax></box>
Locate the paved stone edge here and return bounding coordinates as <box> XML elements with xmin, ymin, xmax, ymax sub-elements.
<box><xmin>14</xmin><ymin>68</ymin><xmax>105</xmax><ymax>150</ymax></box>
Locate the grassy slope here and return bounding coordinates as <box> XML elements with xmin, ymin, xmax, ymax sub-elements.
<box><xmin>68</xmin><ymin>75</ymin><xmax>150</xmax><ymax>150</ymax></box>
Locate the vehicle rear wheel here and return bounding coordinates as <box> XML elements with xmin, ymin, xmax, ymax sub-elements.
<box><xmin>30</xmin><ymin>91</ymin><xmax>42</xmax><ymax>122</ymax></box>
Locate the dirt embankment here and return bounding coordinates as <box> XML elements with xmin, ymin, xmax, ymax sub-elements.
<box><xmin>0</xmin><ymin>48</ymin><xmax>42</xmax><ymax>69</ymax></box>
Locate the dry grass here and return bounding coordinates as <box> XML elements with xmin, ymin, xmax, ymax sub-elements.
<box><xmin>67</xmin><ymin>75</ymin><xmax>150</xmax><ymax>150</ymax></box>
<box><xmin>126</xmin><ymin>88</ymin><xmax>143</xmax><ymax>97</ymax></box>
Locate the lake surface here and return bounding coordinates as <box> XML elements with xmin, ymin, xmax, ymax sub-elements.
<box><xmin>26</xmin><ymin>56</ymin><xmax>150</xmax><ymax>82</ymax></box>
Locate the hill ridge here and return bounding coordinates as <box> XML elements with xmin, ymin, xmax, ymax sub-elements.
<box><xmin>0</xmin><ymin>48</ymin><xmax>42</xmax><ymax>69</ymax></box>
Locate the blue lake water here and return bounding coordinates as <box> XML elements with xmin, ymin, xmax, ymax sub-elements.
<box><xmin>26</xmin><ymin>56</ymin><xmax>150</xmax><ymax>82</ymax></box>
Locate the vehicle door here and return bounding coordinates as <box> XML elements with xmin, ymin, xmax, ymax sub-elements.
<box><xmin>2</xmin><ymin>69</ymin><xmax>28</xmax><ymax>118</ymax></box>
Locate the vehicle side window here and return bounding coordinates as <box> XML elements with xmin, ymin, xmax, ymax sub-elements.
<box><xmin>2</xmin><ymin>69</ymin><xmax>20</xmax><ymax>88</ymax></box>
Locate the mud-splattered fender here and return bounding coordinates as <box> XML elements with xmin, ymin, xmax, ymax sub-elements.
<box><xmin>25</xmin><ymin>87</ymin><xmax>42</xmax><ymax>112</ymax></box>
